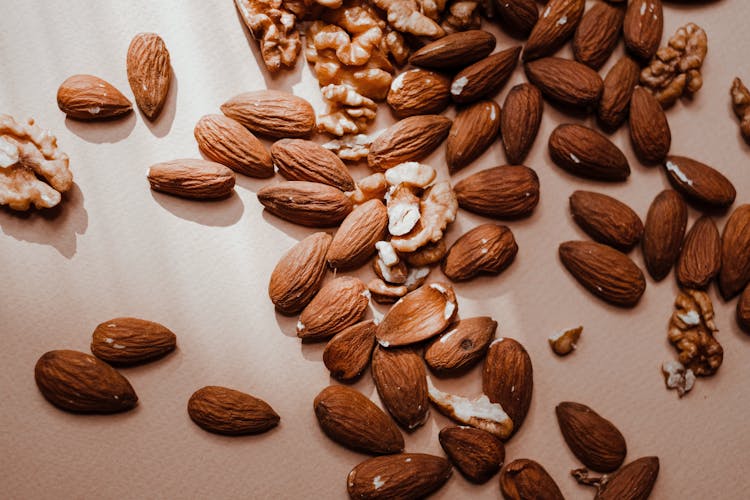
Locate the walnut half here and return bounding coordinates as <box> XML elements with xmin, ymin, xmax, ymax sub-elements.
<box><xmin>667</xmin><ymin>289</ymin><xmax>723</xmax><ymax>377</ymax></box>
<box><xmin>731</xmin><ymin>77</ymin><xmax>750</xmax><ymax>145</ymax></box>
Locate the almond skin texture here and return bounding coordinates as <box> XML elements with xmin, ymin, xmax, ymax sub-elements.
<box><xmin>676</xmin><ymin>216</ymin><xmax>721</xmax><ymax>289</ymax></box>
<box><xmin>327</xmin><ymin>199</ymin><xmax>388</xmax><ymax>270</ymax></box>
<box><xmin>126</xmin><ymin>32</ymin><xmax>171</xmax><ymax>120</ymax></box>
<box><xmin>446</xmin><ymin>100</ymin><xmax>501</xmax><ymax>172</ymax></box>
<box><xmin>549</xmin><ymin>124</ymin><xmax>630</xmax><ymax>181</ymax></box>
<box><xmin>347</xmin><ymin>453</ymin><xmax>452</xmax><ymax>499</ymax></box>
<box><xmin>57</xmin><ymin>75</ymin><xmax>132</xmax><ymax>120</ymax></box>
<box><xmin>368</xmin><ymin>115</ymin><xmax>452</xmax><ymax>171</ymax></box>
<box><xmin>500</xmin><ymin>459</ymin><xmax>565</xmax><ymax>500</ymax></box>
<box><xmin>271</xmin><ymin>139</ymin><xmax>354</xmax><ymax>190</ymax></box>
<box><xmin>323</xmin><ymin>321</ymin><xmax>377</xmax><ymax>381</ymax></box>
<box><xmin>737</xmin><ymin>285</ymin><xmax>750</xmax><ymax>332</ymax></box>
<box><xmin>525</xmin><ymin>57</ymin><xmax>603</xmax><ymax>108</ymax></box>
<box><xmin>523</xmin><ymin>0</ymin><xmax>585</xmax><ymax>61</ymax></box>
<box><xmin>409</xmin><ymin>30</ymin><xmax>496</xmax><ymax>69</ymax></box>
<box><xmin>594</xmin><ymin>456</ymin><xmax>660</xmax><ymax>500</ymax></box>
<box><xmin>664</xmin><ymin>156</ymin><xmax>737</xmax><ymax>209</ymax></box>
<box><xmin>573</xmin><ymin>2</ymin><xmax>625</xmax><ymax>69</ymax></box>
<box><xmin>439</xmin><ymin>426</ymin><xmax>505</xmax><ymax>484</ymax></box>
<box><xmin>556</xmin><ymin>402</ymin><xmax>627</xmax><ymax>472</ymax></box>
<box><xmin>496</xmin><ymin>0</ymin><xmax>538</xmax><ymax>37</ymax></box>
<box><xmin>559</xmin><ymin>241</ymin><xmax>646</xmax><ymax>307</ymax></box>
<box><xmin>91</xmin><ymin>317</ymin><xmax>176</xmax><ymax>365</ymax></box>
<box><xmin>257</xmin><ymin>181</ymin><xmax>352</xmax><ymax>227</ymax></box>
<box><xmin>598</xmin><ymin>56</ymin><xmax>640</xmax><ymax>130</ymax></box>
<box><xmin>642</xmin><ymin>190</ymin><xmax>688</xmax><ymax>281</ymax></box>
<box><xmin>387</xmin><ymin>69</ymin><xmax>451</xmax><ymax>117</ymax></box>
<box><xmin>148</xmin><ymin>159</ymin><xmax>235</xmax><ymax>199</ymax></box>
<box><xmin>623</xmin><ymin>0</ymin><xmax>663</xmax><ymax>61</ymax></box>
<box><xmin>187</xmin><ymin>386</ymin><xmax>279</xmax><ymax>435</ymax></box>
<box><xmin>194</xmin><ymin>114</ymin><xmax>274</xmax><ymax>178</ymax></box>
<box><xmin>569</xmin><ymin>191</ymin><xmax>644</xmax><ymax>250</ymax></box>
<box><xmin>450</xmin><ymin>47</ymin><xmax>521</xmax><ymax>104</ymax></box>
<box><xmin>482</xmin><ymin>338</ymin><xmax>533</xmax><ymax>434</ymax></box>
<box><xmin>501</xmin><ymin>83</ymin><xmax>543</xmax><ymax>165</ymax></box>
<box><xmin>442</xmin><ymin>224</ymin><xmax>518</xmax><ymax>281</ymax></box>
<box><xmin>297</xmin><ymin>276</ymin><xmax>369</xmax><ymax>341</ymax></box>
<box><xmin>629</xmin><ymin>87</ymin><xmax>671</xmax><ymax>164</ymax></box>
<box><xmin>424</xmin><ymin>316</ymin><xmax>497</xmax><ymax>373</ymax></box>
<box><xmin>720</xmin><ymin>204</ymin><xmax>750</xmax><ymax>299</ymax></box>
<box><xmin>313</xmin><ymin>385</ymin><xmax>404</xmax><ymax>455</ymax></box>
<box><xmin>371</xmin><ymin>346</ymin><xmax>429</xmax><ymax>431</ymax></box>
<box><xmin>454</xmin><ymin>165</ymin><xmax>540</xmax><ymax>219</ymax></box>
<box><xmin>34</xmin><ymin>350</ymin><xmax>138</xmax><ymax>413</ymax></box>
<box><xmin>220</xmin><ymin>90</ymin><xmax>315</xmax><ymax>138</ymax></box>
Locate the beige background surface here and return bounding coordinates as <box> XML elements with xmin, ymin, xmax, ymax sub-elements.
<box><xmin>1</xmin><ymin>1</ymin><xmax>749</xmax><ymax>498</ymax></box>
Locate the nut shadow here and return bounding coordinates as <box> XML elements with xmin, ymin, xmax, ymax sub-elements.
<box><xmin>260</xmin><ymin>210</ymin><xmax>327</xmax><ymax>242</ymax></box>
<box><xmin>139</xmin><ymin>69</ymin><xmax>178</xmax><ymax>138</ymax></box>
<box><xmin>64</xmin><ymin>112</ymin><xmax>137</xmax><ymax>144</ymax></box>
<box><xmin>150</xmin><ymin>190</ymin><xmax>244</xmax><ymax>227</ymax></box>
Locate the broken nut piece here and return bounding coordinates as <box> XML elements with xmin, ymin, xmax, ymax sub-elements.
<box><xmin>667</xmin><ymin>289</ymin><xmax>723</xmax><ymax>376</ymax></box>
<box><xmin>548</xmin><ymin>326</ymin><xmax>582</xmax><ymax>356</ymax></box>
<box><xmin>661</xmin><ymin>360</ymin><xmax>696</xmax><ymax>398</ymax></box>
<box><xmin>404</xmin><ymin>239</ymin><xmax>447</xmax><ymax>267</ymax></box>
<box><xmin>384</xmin><ymin>161</ymin><xmax>437</xmax><ymax>189</ymax></box>
<box><xmin>387</xmin><ymin>184</ymin><xmax>422</xmax><ymax>236</ymax></box>
<box><xmin>391</xmin><ymin>181</ymin><xmax>458</xmax><ymax>253</ymax></box>
<box><xmin>235</xmin><ymin>0</ymin><xmax>302</xmax><ymax>73</ymax></box>
<box><xmin>731</xmin><ymin>77</ymin><xmax>750</xmax><ymax>145</ymax></box>
<box><xmin>368</xmin><ymin>278</ymin><xmax>408</xmax><ymax>303</ymax></box>
<box><xmin>373</xmin><ymin>255</ymin><xmax>408</xmax><ymax>284</ymax></box>
<box><xmin>324</xmin><ymin>134</ymin><xmax>375</xmax><ymax>162</ymax></box>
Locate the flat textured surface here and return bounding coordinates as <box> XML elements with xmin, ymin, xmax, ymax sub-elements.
<box><xmin>1</xmin><ymin>1</ymin><xmax>749</xmax><ymax>498</ymax></box>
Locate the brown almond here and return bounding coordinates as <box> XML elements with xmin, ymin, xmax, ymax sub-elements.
<box><xmin>91</xmin><ymin>317</ymin><xmax>176</xmax><ymax>365</ymax></box>
<box><xmin>676</xmin><ymin>216</ymin><xmax>721</xmax><ymax>289</ymax></box>
<box><xmin>598</xmin><ymin>56</ymin><xmax>640</xmax><ymax>130</ymax></box>
<box><xmin>573</xmin><ymin>2</ymin><xmax>625</xmax><ymax>69</ymax></box>
<box><xmin>371</xmin><ymin>346</ymin><xmax>429</xmax><ymax>431</ymax></box>
<box><xmin>496</xmin><ymin>0</ymin><xmax>538</xmax><ymax>37</ymax></box>
<box><xmin>664</xmin><ymin>156</ymin><xmax>737</xmax><ymax>209</ymax></box>
<box><xmin>642</xmin><ymin>190</ymin><xmax>688</xmax><ymax>281</ymax></box>
<box><xmin>297</xmin><ymin>276</ymin><xmax>369</xmax><ymax>341</ymax></box>
<box><xmin>327</xmin><ymin>199</ymin><xmax>388</xmax><ymax>270</ymax></box>
<box><xmin>347</xmin><ymin>453</ymin><xmax>452</xmax><ymax>499</ymax></box>
<box><xmin>313</xmin><ymin>385</ymin><xmax>404</xmax><ymax>454</ymax></box>
<box><xmin>629</xmin><ymin>86</ymin><xmax>671</xmax><ymax>164</ymax></box>
<box><xmin>446</xmin><ymin>100</ymin><xmax>501</xmax><ymax>172</ymax></box>
<box><xmin>57</xmin><ymin>75</ymin><xmax>132</xmax><ymax>120</ymax></box>
<box><xmin>737</xmin><ymin>284</ymin><xmax>750</xmax><ymax>332</ymax></box>
<box><xmin>257</xmin><ymin>181</ymin><xmax>352</xmax><ymax>227</ymax></box>
<box><xmin>501</xmin><ymin>83</ymin><xmax>544</xmax><ymax>165</ymax></box>
<box><xmin>549</xmin><ymin>124</ymin><xmax>630</xmax><ymax>181</ymax></box>
<box><xmin>559</xmin><ymin>241</ymin><xmax>646</xmax><ymax>306</ymax></box>
<box><xmin>387</xmin><ymin>69</ymin><xmax>451</xmax><ymax>117</ymax></box>
<box><xmin>194</xmin><ymin>114</ymin><xmax>274</xmax><ymax>178</ymax></box>
<box><xmin>624</xmin><ymin>0</ymin><xmax>663</xmax><ymax>60</ymax></box>
<box><xmin>720</xmin><ymin>204</ymin><xmax>750</xmax><ymax>299</ymax></box>
<box><xmin>454</xmin><ymin>166</ymin><xmax>540</xmax><ymax>219</ymax></box>
<box><xmin>187</xmin><ymin>386</ymin><xmax>279</xmax><ymax>435</ymax></box>
<box><xmin>220</xmin><ymin>90</ymin><xmax>315</xmax><ymax>138</ymax></box>
<box><xmin>368</xmin><ymin>115</ymin><xmax>452</xmax><ymax>171</ymax></box>
<box><xmin>525</xmin><ymin>57</ymin><xmax>603</xmax><ymax>108</ymax></box>
<box><xmin>450</xmin><ymin>47</ymin><xmax>521</xmax><ymax>104</ymax></box>
<box><xmin>424</xmin><ymin>316</ymin><xmax>497</xmax><ymax>373</ymax></box>
<box><xmin>575</xmin><ymin>456</ymin><xmax>660</xmax><ymax>500</ymax></box>
<box><xmin>323</xmin><ymin>321</ymin><xmax>377</xmax><ymax>381</ymax></box>
<box><xmin>126</xmin><ymin>32</ymin><xmax>171</xmax><ymax>120</ymax></box>
<box><xmin>500</xmin><ymin>459</ymin><xmax>565</xmax><ymax>500</ymax></box>
<box><xmin>556</xmin><ymin>402</ymin><xmax>627</xmax><ymax>472</ymax></box>
<box><xmin>439</xmin><ymin>426</ymin><xmax>505</xmax><ymax>484</ymax></box>
<box><xmin>569</xmin><ymin>191</ymin><xmax>643</xmax><ymax>250</ymax></box>
<box><xmin>442</xmin><ymin>224</ymin><xmax>518</xmax><ymax>281</ymax></box>
<box><xmin>147</xmin><ymin>159</ymin><xmax>235</xmax><ymax>199</ymax></box>
<box><xmin>482</xmin><ymin>338</ymin><xmax>533</xmax><ymax>433</ymax></box>
<box><xmin>409</xmin><ymin>30</ymin><xmax>496</xmax><ymax>69</ymax></box>
<box><xmin>523</xmin><ymin>0</ymin><xmax>586</xmax><ymax>61</ymax></box>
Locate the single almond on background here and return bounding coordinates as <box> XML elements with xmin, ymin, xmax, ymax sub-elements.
<box><xmin>442</xmin><ymin>224</ymin><xmax>518</xmax><ymax>281</ymax></box>
<box><xmin>664</xmin><ymin>156</ymin><xmax>736</xmax><ymax>209</ymax></box>
<box><xmin>450</xmin><ymin>47</ymin><xmax>521</xmax><ymax>104</ymax></box>
<box><xmin>270</xmin><ymin>139</ymin><xmax>354</xmax><ymax>190</ymax></box>
<box><xmin>187</xmin><ymin>386</ymin><xmax>279</xmax><ymax>435</ymax></box>
<box><xmin>573</xmin><ymin>456</ymin><xmax>660</xmax><ymax>500</ymax></box>
<box><xmin>220</xmin><ymin>90</ymin><xmax>315</xmax><ymax>138</ymax></box>
<box><xmin>569</xmin><ymin>191</ymin><xmax>643</xmax><ymax>250</ymax></box>
<box><xmin>523</xmin><ymin>0</ymin><xmax>586</xmax><ymax>61</ymax></box>
<box><xmin>371</xmin><ymin>346</ymin><xmax>429</xmax><ymax>431</ymax></box>
<box><xmin>549</xmin><ymin>124</ymin><xmax>630</xmax><ymax>181</ymax></box>
<box><xmin>623</xmin><ymin>0</ymin><xmax>663</xmax><ymax>60</ymax></box>
<box><xmin>454</xmin><ymin>165</ymin><xmax>540</xmax><ymax>219</ymax></box>
<box><xmin>495</xmin><ymin>0</ymin><xmax>538</xmax><ymax>37</ymax></box>
<box><xmin>346</xmin><ymin>453</ymin><xmax>452</xmax><ymax>499</ymax></box>
<box><xmin>326</xmin><ymin>199</ymin><xmax>388</xmax><ymax>270</ymax></box>
<box><xmin>427</xmin><ymin>381</ymin><xmax>514</xmax><ymax>439</ymax></box>
<box><xmin>297</xmin><ymin>276</ymin><xmax>369</xmax><ymax>342</ymax></box>
<box><xmin>572</xmin><ymin>2</ymin><xmax>625</xmax><ymax>69</ymax></box>
<box><xmin>439</xmin><ymin>426</ymin><xmax>505</xmax><ymax>484</ymax></box>
<box><xmin>737</xmin><ymin>284</ymin><xmax>750</xmax><ymax>332</ymax></box>
<box><xmin>194</xmin><ymin>114</ymin><xmax>274</xmax><ymax>178</ymax></box>
<box><xmin>556</xmin><ymin>402</ymin><xmax>627</xmax><ymax>472</ymax></box>
<box><xmin>482</xmin><ymin>338</ymin><xmax>533</xmax><ymax>434</ymax></box>
<box><xmin>387</xmin><ymin>69</ymin><xmax>451</xmax><ymax>117</ymax></box>
<box><xmin>446</xmin><ymin>100</ymin><xmax>501</xmax><ymax>172</ymax></box>
<box><xmin>501</xmin><ymin>83</ymin><xmax>543</xmax><ymax>165</ymax></box>
<box><xmin>424</xmin><ymin>316</ymin><xmax>497</xmax><ymax>373</ymax></box>
<box><xmin>642</xmin><ymin>190</ymin><xmax>688</xmax><ymax>281</ymax></box>
<box><xmin>500</xmin><ymin>459</ymin><xmax>565</xmax><ymax>500</ymax></box>
<box><xmin>147</xmin><ymin>159</ymin><xmax>235</xmax><ymax>199</ymax></box>
<box><xmin>598</xmin><ymin>55</ymin><xmax>640</xmax><ymax>130</ymax></box>
<box><xmin>409</xmin><ymin>30</ymin><xmax>496</xmax><ymax>69</ymax></box>
<box><xmin>126</xmin><ymin>32</ymin><xmax>171</xmax><ymax>120</ymax></box>
<box><xmin>57</xmin><ymin>74</ymin><xmax>132</xmax><ymax>120</ymax></box>
<box><xmin>323</xmin><ymin>321</ymin><xmax>376</xmax><ymax>381</ymax></box>
<box><xmin>368</xmin><ymin>115</ymin><xmax>452</xmax><ymax>171</ymax></box>
<box><xmin>91</xmin><ymin>317</ymin><xmax>176</xmax><ymax>365</ymax></box>
<box><xmin>719</xmin><ymin>204</ymin><xmax>750</xmax><ymax>299</ymax></box>
<box><xmin>629</xmin><ymin>87</ymin><xmax>671</xmax><ymax>164</ymax></box>
<box><xmin>257</xmin><ymin>181</ymin><xmax>352</xmax><ymax>227</ymax></box>
<box><xmin>676</xmin><ymin>216</ymin><xmax>721</xmax><ymax>289</ymax></box>
<box><xmin>35</xmin><ymin>350</ymin><xmax>138</xmax><ymax>413</ymax></box>
<box><xmin>524</xmin><ymin>57</ymin><xmax>603</xmax><ymax>108</ymax></box>
<box><xmin>549</xmin><ymin>326</ymin><xmax>583</xmax><ymax>356</ymax></box>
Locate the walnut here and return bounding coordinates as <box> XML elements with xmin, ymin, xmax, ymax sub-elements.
<box><xmin>371</xmin><ymin>0</ymin><xmax>445</xmax><ymax>38</ymax></box>
<box><xmin>667</xmin><ymin>289</ymin><xmax>723</xmax><ymax>377</ymax></box>
<box><xmin>381</xmin><ymin>28</ymin><xmax>410</xmax><ymax>66</ymax></box>
<box><xmin>324</xmin><ymin>134</ymin><xmax>374</xmax><ymax>162</ymax></box>
<box><xmin>384</xmin><ymin>162</ymin><xmax>437</xmax><ymax>189</ymax></box>
<box><xmin>0</xmin><ymin>115</ymin><xmax>73</xmax><ymax>210</ymax></box>
<box><xmin>386</xmin><ymin>184</ymin><xmax>422</xmax><ymax>236</ymax></box>
<box><xmin>403</xmin><ymin>239</ymin><xmax>446</xmax><ymax>267</ymax></box>
<box><xmin>731</xmin><ymin>77</ymin><xmax>750</xmax><ymax>145</ymax></box>
<box><xmin>391</xmin><ymin>181</ymin><xmax>458</xmax><ymax>253</ymax></box>
<box><xmin>373</xmin><ymin>254</ymin><xmax>408</xmax><ymax>284</ymax></box>
<box><xmin>317</xmin><ymin>84</ymin><xmax>378</xmax><ymax>136</ymax></box>
<box><xmin>662</xmin><ymin>360</ymin><xmax>696</xmax><ymax>398</ymax></box>
<box><xmin>640</xmin><ymin>23</ymin><xmax>707</xmax><ymax>108</ymax></box>
<box><xmin>441</xmin><ymin>1</ymin><xmax>481</xmax><ymax>34</ymax></box>
<box><xmin>347</xmin><ymin>172</ymin><xmax>387</xmax><ymax>203</ymax></box>
<box><xmin>235</xmin><ymin>0</ymin><xmax>303</xmax><ymax>73</ymax></box>
<box><xmin>368</xmin><ymin>278</ymin><xmax>407</xmax><ymax>303</ymax></box>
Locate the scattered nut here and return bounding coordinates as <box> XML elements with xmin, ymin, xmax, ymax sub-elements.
<box><xmin>661</xmin><ymin>360</ymin><xmax>696</xmax><ymax>398</ymax></box>
<box><xmin>731</xmin><ymin>77</ymin><xmax>750</xmax><ymax>145</ymax></box>
<box><xmin>668</xmin><ymin>289</ymin><xmax>723</xmax><ymax>377</ymax></box>
<box><xmin>548</xmin><ymin>326</ymin><xmax>583</xmax><ymax>356</ymax></box>
<box><xmin>235</xmin><ymin>0</ymin><xmax>302</xmax><ymax>73</ymax></box>
<box><xmin>367</xmin><ymin>278</ymin><xmax>408</xmax><ymax>303</ymax></box>
<box><xmin>324</xmin><ymin>133</ymin><xmax>375</xmax><ymax>162</ymax></box>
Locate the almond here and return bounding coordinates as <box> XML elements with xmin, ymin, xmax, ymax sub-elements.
<box><xmin>313</xmin><ymin>385</ymin><xmax>404</xmax><ymax>454</ymax></box>
<box><xmin>575</xmin><ymin>456</ymin><xmax>660</xmax><ymax>500</ymax></box>
<box><xmin>549</xmin><ymin>124</ymin><xmax>630</xmax><ymax>181</ymax></box>
<box><xmin>147</xmin><ymin>159</ymin><xmax>235</xmax><ymax>199</ymax></box>
<box><xmin>495</xmin><ymin>0</ymin><xmax>538</xmax><ymax>37</ymax></box>
<box><xmin>271</xmin><ymin>138</ymin><xmax>354</xmax><ymax>191</ymax></box>
<box><xmin>676</xmin><ymin>216</ymin><xmax>721</xmax><ymax>289</ymax></box>
<box><xmin>664</xmin><ymin>156</ymin><xmax>737</xmax><ymax>209</ymax></box>
<box><xmin>34</xmin><ymin>350</ymin><xmax>137</xmax><ymax>413</ymax></box>
<box><xmin>323</xmin><ymin>320</ymin><xmax>377</xmax><ymax>381</ymax></box>
<box><xmin>523</xmin><ymin>0</ymin><xmax>585</xmax><ymax>61</ymax></box>
<box><xmin>409</xmin><ymin>30</ymin><xmax>496</xmax><ymax>69</ymax></box>
<box><xmin>737</xmin><ymin>285</ymin><xmax>750</xmax><ymax>332</ymax></box>
<box><xmin>450</xmin><ymin>47</ymin><xmax>521</xmax><ymax>104</ymax></box>
<box><xmin>442</xmin><ymin>224</ymin><xmax>518</xmax><ymax>281</ymax></box>
<box><xmin>347</xmin><ymin>453</ymin><xmax>452</xmax><ymax>499</ymax></box>
<box><xmin>454</xmin><ymin>166</ymin><xmax>540</xmax><ymax>219</ymax></box>
<box><xmin>500</xmin><ymin>459</ymin><xmax>565</xmax><ymax>500</ymax></box>
<box><xmin>387</xmin><ymin>69</ymin><xmax>451</xmax><ymax>117</ymax></box>
<box><xmin>371</xmin><ymin>346</ymin><xmax>429</xmax><ymax>430</ymax></box>
<box><xmin>439</xmin><ymin>426</ymin><xmax>505</xmax><ymax>484</ymax></box>
<box><xmin>629</xmin><ymin>87</ymin><xmax>671</xmax><ymax>164</ymax></box>
<box><xmin>424</xmin><ymin>317</ymin><xmax>497</xmax><ymax>373</ymax></box>
<box><xmin>187</xmin><ymin>386</ymin><xmax>279</xmax><ymax>435</ymax></box>
<box><xmin>376</xmin><ymin>282</ymin><xmax>458</xmax><ymax>347</ymax></box>
<box><xmin>482</xmin><ymin>338</ymin><xmax>533</xmax><ymax>434</ymax></box>
<box><xmin>446</xmin><ymin>100</ymin><xmax>501</xmax><ymax>172</ymax></box>
<box><xmin>56</xmin><ymin>75</ymin><xmax>132</xmax><ymax>120</ymax></box>
<box><xmin>269</xmin><ymin>232</ymin><xmax>331</xmax><ymax>315</ymax></box>
<box><xmin>91</xmin><ymin>317</ymin><xmax>176</xmax><ymax>365</ymax></box>
<box><xmin>570</xmin><ymin>191</ymin><xmax>643</xmax><ymax>250</ymax></box>
<box><xmin>194</xmin><ymin>114</ymin><xmax>274</xmax><ymax>178</ymax></box>
<box><xmin>559</xmin><ymin>241</ymin><xmax>646</xmax><ymax>307</ymax></box>
<box><xmin>572</xmin><ymin>2</ymin><xmax>625</xmax><ymax>69</ymax></box>
<box><xmin>598</xmin><ymin>56</ymin><xmax>640</xmax><ymax>130</ymax></box>
<box><xmin>297</xmin><ymin>276</ymin><xmax>369</xmax><ymax>341</ymax></box>
<box><xmin>326</xmin><ymin>199</ymin><xmax>388</xmax><ymax>270</ymax></box>
<box><xmin>501</xmin><ymin>83</ymin><xmax>544</xmax><ymax>165</ymax></box>
<box><xmin>642</xmin><ymin>190</ymin><xmax>688</xmax><ymax>281</ymax></box>
<box><xmin>623</xmin><ymin>0</ymin><xmax>663</xmax><ymax>61</ymax></box>
<box><xmin>126</xmin><ymin>32</ymin><xmax>171</xmax><ymax>120</ymax></box>
<box><xmin>220</xmin><ymin>90</ymin><xmax>315</xmax><ymax>138</ymax></box>
<box><xmin>368</xmin><ymin>115</ymin><xmax>452</xmax><ymax>171</ymax></box>
<box><xmin>524</xmin><ymin>57</ymin><xmax>603</xmax><ymax>108</ymax></box>
<box><xmin>257</xmin><ymin>181</ymin><xmax>352</xmax><ymax>227</ymax></box>
<box><xmin>556</xmin><ymin>402</ymin><xmax>627</xmax><ymax>472</ymax></box>
<box><xmin>719</xmin><ymin>204</ymin><xmax>750</xmax><ymax>299</ymax></box>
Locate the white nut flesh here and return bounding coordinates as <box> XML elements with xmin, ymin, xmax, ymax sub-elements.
<box><xmin>384</xmin><ymin>162</ymin><xmax>436</xmax><ymax>188</ymax></box>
